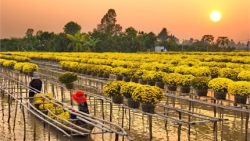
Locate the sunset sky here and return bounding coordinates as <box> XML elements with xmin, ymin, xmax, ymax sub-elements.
<box><xmin>1</xmin><ymin>0</ymin><xmax>249</xmax><ymax>43</ymax></box>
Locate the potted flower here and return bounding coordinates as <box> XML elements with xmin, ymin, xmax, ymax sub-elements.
<box><xmin>208</xmin><ymin>78</ymin><xmax>233</xmax><ymax>100</ymax></box>
<box><xmin>2</xmin><ymin>60</ymin><xmax>17</xmax><ymax>69</ymax></box>
<box><xmin>22</xmin><ymin>63</ymin><xmax>39</xmax><ymax>76</ymax></box>
<box><xmin>152</xmin><ymin>71</ymin><xmax>166</xmax><ymax>89</ymax></box>
<box><xmin>126</xmin><ymin>68</ymin><xmax>138</xmax><ymax>82</ymax></box>
<box><xmin>58</xmin><ymin>72</ymin><xmax>78</xmax><ymax>89</ymax></box>
<box><xmin>178</xmin><ymin>74</ymin><xmax>195</xmax><ymax>93</ymax></box>
<box><xmin>219</xmin><ymin>68</ymin><xmax>238</xmax><ymax>81</ymax></box>
<box><xmin>120</xmin><ymin>82</ymin><xmax>141</xmax><ymax>108</ymax></box>
<box><xmin>132</xmin><ymin>85</ymin><xmax>165</xmax><ymax>113</ymax></box>
<box><xmin>102</xmin><ymin>65</ymin><xmax>113</xmax><ymax>78</ymax></box>
<box><xmin>14</xmin><ymin>62</ymin><xmax>25</xmax><ymax>73</ymax></box>
<box><xmin>142</xmin><ymin>71</ymin><xmax>155</xmax><ymax>86</ymax></box>
<box><xmin>237</xmin><ymin>70</ymin><xmax>250</xmax><ymax>81</ymax></box>
<box><xmin>134</xmin><ymin>70</ymin><xmax>146</xmax><ymax>84</ymax></box>
<box><xmin>193</xmin><ymin>67</ymin><xmax>211</xmax><ymax>77</ymax></box>
<box><xmin>111</xmin><ymin>67</ymin><xmax>125</xmax><ymax>80</ymax></box>
<box><xmin>103</xmin><ymin>81</ymin><xmax>125</xmax><ymax>104</ymax></box>
<box><xmin>162</xmin><ymin>73</ymin><xmax>182</xmax><ymax>91</ymax></box>
<box><xmin>228</xmin><ymin>81</ymin><xmax>250</xmax><ymax>104</ymax></box>
<box><xmin>209</xmin><ymin>67</ymin><xmax>220</xmax><ymax>79</ymax></box>
<box><xmin>191</xmin><ymin>77</ymin><xmax>210</xmax><ymax>96</ymax></box>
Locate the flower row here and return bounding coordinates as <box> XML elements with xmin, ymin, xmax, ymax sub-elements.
<box><xmin>103</xmin><ymin>81</ymin><xmax>165</xmax><ymax>105</ymax></box>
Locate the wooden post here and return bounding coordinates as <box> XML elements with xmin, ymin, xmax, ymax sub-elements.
<box><xmin>8</xmin><ymin>94</ymin><xmax>11</xmax><ymax>123</ymax></box>
<box><xmin>188</xmin><ymin>97</ymin><xmax>191</xmax><ymax>135</ymax></box>
<box><xmin>13</xmin><ymin>100</ymin><xmax>18</xmax><ymax>131</ymax></box>
<box><xmin>213</xmin><ymin>99</ymin><xmax>216</xmax><ymax>117</ymax></box>
<box><xmin>220</xmin><ymin>108</ymin><xmax>224</xmax><ymax>140</ymax></box>
<box><xmin>122</xmin><ymin>107</ymin><xmax>124</xmax><ymax>128</ymax></box>
<box><xmin>148</xmin><ymin>115</ymin><xmax>153</xmax><ymax>139</ymax></box>
<box><xmin>22</xmin><ymin>105</ymin><xmax>26</xmax><ymax>140</ymax></box>
<box><xmin>61</xmin><ymin>87</ymin><xmax>64</xmax><ymax>102</ymax></box>
<box><xmin>177</xmin><ymin>112</ymin><xmax>182</xmax><ymax>141</ymax></box>
<box><xmin>20</xmin><ymin>84</ymin><xmax>22</xmax><ymax>108</ymax></box>
<box><xmin>115</xmin><ymin>133</ymin><xmax>119</xmax><ymax>141</ymax></box>
<box><xmin>48</xmin><ymin>124</ymin><xmax>50</xmax><ymax>141</ymax></box>
<box><xmin>101</xmin><ymin>99</ymin><xmax>104</xmax><ymax>120</ymax></box>
<box><xmin>213</xmin><ymin>121</ymin><xmax>218</xmax><ymax>141</ymax></box>
<box><xmin>165</xmin><ymin>96</ymin><xmax>169</xmax><ymax>128</ymax></box>
<box><xmin>70</xmin><ymin>89</ymin><xmax>73</xmax><ymax>107</ymax></box>
<box><xmin>110</xmin><ymin>103</ymin><xmax>112</xmax><ymax>122</ymax></box>
<box><xmin>128</xmin><ymin>109</ymin><xmax>131</xmax><ymax>130</ymax></box>
<box><xmin>94</xmin><ymin>96</ymin><xmax>96</xmax><ymax>116</ymax></box>
<box><xmin>33</xmin><ymin>115</ymin><xmax>36</xmax><ymax>141</ymax></box>
<box><xmin>52</xmin><ymin>83</ymin><xmax>55</xmax><ymax>97</ymax></box>
<box><xmin>245</xmin><ymin>111</ymin><xmax>249</xmax><ymax>141</ymax></box>
<box><xmin>2</xmin><ymin>89</ymin><xmax>4</xmax><ymax>118</ymax></box>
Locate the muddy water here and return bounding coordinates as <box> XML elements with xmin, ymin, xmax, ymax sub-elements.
<box><xmin>0</xmin><ymin>76</ymin><xmax>250</xmax><ymax>141</ymax></box>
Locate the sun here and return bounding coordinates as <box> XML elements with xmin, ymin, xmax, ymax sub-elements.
<box><xmin>210</xmin><ymin>11</ymin><xmax>221</xmax><ymax>22</ymax></box>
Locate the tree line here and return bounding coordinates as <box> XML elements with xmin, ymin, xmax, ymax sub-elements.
<box><xmin>1</xmin><ymin>9</ymin><xmax>246</xmax><ymax>52</ymax></box>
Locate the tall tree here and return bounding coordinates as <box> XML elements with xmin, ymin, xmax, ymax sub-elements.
<box><xmin>63</xmin><ymin>21</ymin><xmax>81</xmax><ymax>35</ymax></box>
<box><xmin>157</xmin><ymin>28</ymin><xmax>168</xmax><ymax>41</ymax></box>
<box><xmin>96</xmin><ymin>9</ymin><xmax>122</xmax><ymax>35</ymax></box>
<box><xmin>216</xmin><ymin>36</ymin><xmax>230</xmax><ymax>51</ymax></box>
<box><xmin>123</xmin><ymin>27</ymin><xmax>138</xmax><ymax>52</ymax></box>
<box><xmin>25</xmin><ymin>28</ymin><xmax>34</xmax><ymax>38</ymax></box>
<box><xmin>201</xmin><ymin>35</ymin><xmax>214</xmax><ymax>52</ymax></box>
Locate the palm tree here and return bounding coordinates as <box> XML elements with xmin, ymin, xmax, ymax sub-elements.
<box><xmin>66</xmin><ymin>31</ymin><xmax>86</xmax><ymax>51</ymax></box>
<box><xmin>83</xmin><ymin>36</ymin><xmax>101</xmax><ymax>51</ymax></box>
<box><xmin>216</xmin><ymin>36</ymin><xmax>230</xmax><ymax>51</ymax></box>
<box><xmin>201</xmin><ymin>35</ymin><xmax>214</xmax><ymax>52</ymax></box>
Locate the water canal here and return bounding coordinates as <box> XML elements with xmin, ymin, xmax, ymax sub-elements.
<box><xmin>0</xmin><ymin>66</ymin><xmax>249</xmax><ymax>141</ymax></box>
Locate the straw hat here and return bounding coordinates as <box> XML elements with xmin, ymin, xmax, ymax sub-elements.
<box><xmin>72</xmin><ymin>90</ymin><xmax>86</xmax><ymax>103</ymax></box>
<box><xmin>32</xmin><ymin>73</ymin><xmax>40</xmax><ymax>80</ymax></box>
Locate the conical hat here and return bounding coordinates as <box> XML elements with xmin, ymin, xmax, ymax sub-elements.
<box><xmin>32</xmin><ymin>73</ymin><xmax>40</xmax><ymax>80</ymax></box>
<box><xmin>72</xmin><ymin>90</ymin><xmax>86</xmax><ymax>103</ymax></box>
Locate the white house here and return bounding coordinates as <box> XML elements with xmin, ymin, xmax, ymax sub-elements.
<box><xmin>155</xmin><ymin>46</ymin><xmax>167</xmax><ymax>52</ymax></box>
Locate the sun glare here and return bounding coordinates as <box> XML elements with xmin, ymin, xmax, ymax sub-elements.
<box><xmin>210</xmin><ymin>11</ymin><xmax>221</xmax><ymax>22</ymax></box>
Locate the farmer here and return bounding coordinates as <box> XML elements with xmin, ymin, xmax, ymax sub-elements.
<box><xmin>28</xmin><ymin>73</ymin><xmax>42</xmax><ymax>103</ymax></box>
<box><xmin>71</xmin><ymin>90</ymin><xmax>89</xmax><ymax>124</ymax></box>
<box><xmin>72</xmin><ymin>90</ymin><xmax>89</xmax><ymax>114</ymax></box>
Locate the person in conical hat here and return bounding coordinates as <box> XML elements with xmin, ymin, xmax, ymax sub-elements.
<box><xmin>29</xmin><ymin>72</ymin><xmax>42</xmax><ymax>103</ymax></box>
<box><xmin>72</xmin><ymin>90</ymin><xmax>89</xmax><ymax>114</ymax></box>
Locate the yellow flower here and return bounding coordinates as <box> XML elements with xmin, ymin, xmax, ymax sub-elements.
<box><xmin>228</xmin><ymin>81</ymin><xmax>250</xmax><ymax>96</ymax></box>
<box><xmin>132</xmin><ymin>85</ymin><xmax>165</xmax><ymax>104</ymax></box>
<box><xmin>208</xmin><ymin>78</ymin><xmax>233</xmax><ymax>92</ymax></box>
<box><xmin>120</xmin><ymin>82</ymin><xmax>140</xmax><ymax>98</ymax></box>
<box><xmin>104</xmin><ymin>81</ymin><xmax>125</xmax><ymax>97</ymax></box>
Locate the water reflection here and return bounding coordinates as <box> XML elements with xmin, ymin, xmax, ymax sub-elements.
<box><xmin>0</xmin><ymin>75</ymin><xmax>250</xmax><ymax>141</ymax></box>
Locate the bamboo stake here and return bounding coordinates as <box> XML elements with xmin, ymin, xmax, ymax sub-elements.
<box><xmin>13</xmin><ymin>100</ymin><xmax>18</xmax><ymax>131</ymax></box>
<box><xmin>48</xmin><ymin>124</ymin><xmax>50</xmax><ymax>141</ymax></box>
<box><xmin>177</xmin><ymin>112</ymin><xmax>182</xmax><ymax>141</ymax></box>
<box><xmin>94</xmin><ymin>96</ymin><xmax>96</xmax><ymax>116</ymax></box>
<box><xmin>22</xmin><ymin>105</ymin><xmax>26</xmax><ymax>141</ymax></box>
<box><xmin>148</xmin><ymin>115</ymin><xmax>153</xmax><ymax>139</ymax></box>
<box><xmin>245</xmin><ymin>111</ymin><xmax>249</xmax><ymax>141</ymax></box>
<box><xmin>122</xmin><ymin>107</ymin><xmax>124</xmax><ymax>128</ymax></box>
<box><xmin>8</xmin><ymin>94</ymin><xmax>11</xmax><ymax>123</ymax></box>
<box><xmin>61</xmin><ymin>87</ymin><xmax>64</xmax><ymax>102</ymax></box>
<box><xmin>2</xmin><ymin>89</ymin><xmax>4</xmax><ymax>118</ymax></box>
<box><xmin>52</xmin><ymin>83</ymin><xmax>55</xmax><ymax>97</ymax></box>
<box><xmin>33</xmin><ymin>115</ymin><xmax>36</xmax><ymax>141</ymax></box>
<box><xmin>110</xmin><ymin>103</ymin><xmax>112</xmax><ymax>122</ymax></box>
<box><xmin>128</xmin><ymin>109</ymin><xmax>131</xmax><ymax>130</ymax></box>
<box><xmin>70</xmin><ymin>89</ymin><xmax>73</xmax><ymax>107</ymax></box>
<box><xmin>221</xmin><ymin>108</ymin><xmax>224</xmax><ymax>141</ymax></box>
<box><xmin>101</xmin><ymin>99</ymin><xmax>104</xmax><ymax>120</ymax></box>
